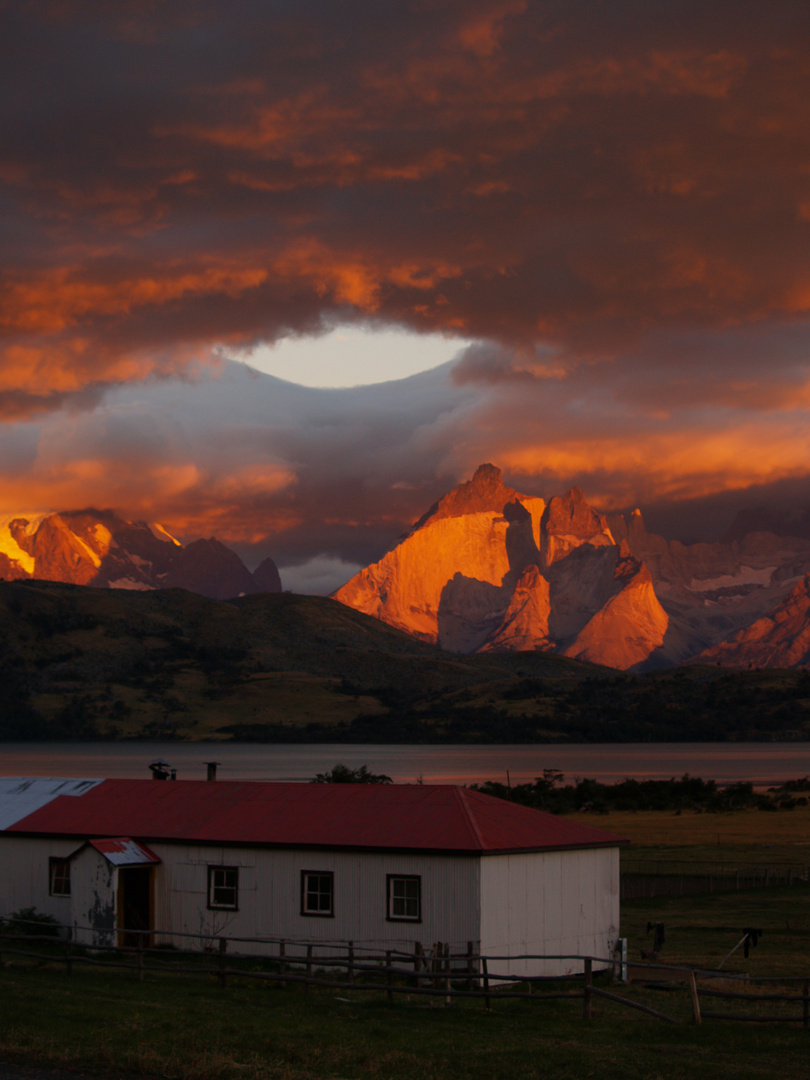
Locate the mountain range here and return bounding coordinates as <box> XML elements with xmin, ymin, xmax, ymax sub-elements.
<box><xmin>5</xmin><ymin>467</ymin><xmax>810</xmax><ymax>673</ymax></box>
<box><xmin>0</xmin><ymin>510</ymin><xmax>280</xmax><ymax>601</ymax></box>
<box><xmin>334</xmin><ymin>464</ymin><xmax>810</xmax><ymax>671</ymax></box>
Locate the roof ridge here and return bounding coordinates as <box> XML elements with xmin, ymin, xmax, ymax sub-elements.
<box><xmin>453</xmin><ymin>787</ymin><xmax>487</xmax><ymax>850</ymax></box>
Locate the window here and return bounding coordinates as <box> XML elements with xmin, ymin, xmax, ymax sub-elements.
<box><xmin>49</xmin><ymin>857</ymin><xmax>71</xmax><ymax>897</ymax></box>
<box><xmin>208</xmin><ymin>866</ymin><xmax>238</xmax><ymax>910</ymax></box>
<box><xmin>387</xmin><ymin>874</ymin><xmax>421</xmax><ymax>922</ymax></box>
<box><xmin>301</xmin><ymin>871</ymin><xmax>334</xmax><ymax>917</ymax></box>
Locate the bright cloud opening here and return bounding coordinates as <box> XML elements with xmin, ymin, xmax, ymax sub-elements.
<box><xmin>234</xmin><ymin>327</ymin><xmax>472</xmax><ymax>388</ymax></box>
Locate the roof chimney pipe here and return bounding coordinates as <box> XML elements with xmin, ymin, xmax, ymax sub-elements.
<box><xmin>204</xmin><ymin>761</ymin><xmax>220</xmax><ymax>782</ymax></box>
<box><xmin>148</xmin><ymin>759</ymin><xmax>171</xmax><ymax>781</ymax></box>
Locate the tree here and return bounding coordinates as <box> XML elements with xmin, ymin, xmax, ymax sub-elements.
<box><xmin>310</xmin><ymin>763</ymin><xmax>392</xmax><ymax>784</ymax></box>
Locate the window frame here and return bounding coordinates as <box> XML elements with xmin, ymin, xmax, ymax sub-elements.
<box><xmin>49</xmin><ymin>856</ymin><xmax>71</xmax><ymax>897</ymax></box>
<box><xmin>386</xmin><ymin>873</ymin><xmax>421</xmax><ymax>923</ymax></box>
<box><xmin>300</xmin><ymin>870</ymin><xmax>335</xmax><ymax>918</ymax></box>
<box><xmin>207</xmin><ymin>865</ymin><xmax>239</xmax><ymax>911</ymax></box>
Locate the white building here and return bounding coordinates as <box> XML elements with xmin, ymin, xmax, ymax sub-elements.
<box><xmin>0</xmin><ymin>777</ymin><xmax>625</xmax><ymax>976</ymax></box>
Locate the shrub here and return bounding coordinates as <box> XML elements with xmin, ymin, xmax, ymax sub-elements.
<box><xmin>1</xmin><ymin>906</ymin><xmax>62</xmax><ymax>937</ymax></box>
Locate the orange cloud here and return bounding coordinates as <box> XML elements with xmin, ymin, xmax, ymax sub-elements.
<box><xmin>458</xmin><ymin>1</ymin><xmax>527</xmax><ymax>58</ymax></box>
<box><xmin>500</xmin><ymin>423</ymin><xmax>810</xmax><ymax>508</ymax></box>
<box><xmin>2</xmin><ymin>0</ymin><xmax>810</xmax><ymax>559</ymax></box>
<box><xmin>1</xmin><ymin>265</ymin><xmax>268</xmax><ymax>334</ymax></box>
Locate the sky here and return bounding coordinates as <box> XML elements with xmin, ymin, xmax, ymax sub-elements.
<box><xmin>3</xmin><ymin>0</ymin><xmax>810</xmax><ymax>593</ymax></box>
<box><xmin>239</xmin><ymin>327</ymin><xmax>469</xmax><ymax>388</ymax></box>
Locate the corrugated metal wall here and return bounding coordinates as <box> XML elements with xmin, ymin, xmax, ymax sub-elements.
<box><xmin>0</xmin><ymin>836</ymin><xmax>82</xmax><ymax>923</ymax></box>
<box><xmin>479</xmin><ymin>847</ymin><xmax>620</xmax><ymax>978</ymax></box>
<box><xmin>153</xmin><ymin>844</ymin><xmax>481</xmax><ymax>954</ymax></box>
<box><xmin>1</xmin><ymin>835</ymin><xmax>620</xmax><ymax>970</ymax></box>
<box><xmin>70</xmin><ymin>846</ymin><xmax>116</xmax><ymax>946</ymax></box>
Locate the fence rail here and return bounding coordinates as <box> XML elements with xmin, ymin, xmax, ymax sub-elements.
<box><xmin>2</xmin><ymin>919</ymin><xmax>809</xmax><ymax>1027</ymax></box>
<box><xmin>621</xmin><ymin>861</ymin><xmax>809</xmax><ymax>900</ymax></box>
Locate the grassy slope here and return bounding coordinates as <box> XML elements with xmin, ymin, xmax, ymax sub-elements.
<box><xmin>0</xmin><ymin>581</ymin><xmax>615</xmax><ymax>741</ymax></box>
<box><xmin>2</xmin><ymin>579</ymin><xmax>810</xmax><ymax>742</ymax></box>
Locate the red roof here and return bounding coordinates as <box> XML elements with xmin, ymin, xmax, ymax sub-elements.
<box><xmin>6</xmin><ymin>780</ymin><xmax>626</xmax><ymax>855</ymax></box>
<box><xmin>87</xmin><ymin>838</ymin><xmax>161</xmax><ymax>865</ymax></box>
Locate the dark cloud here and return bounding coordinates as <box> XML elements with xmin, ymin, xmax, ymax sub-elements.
<box><xmin>5</xmin><ymin>3</ymin><xmax>810</xmax><ymax>369</ymax></box>
<box><xmin>2</xmin><ymin>1</ymin><xmax>810</xmax><ymax>584</ymax></box>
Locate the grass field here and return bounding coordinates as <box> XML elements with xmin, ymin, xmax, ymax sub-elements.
<box><xmin>622</xmin><ymin>884</ymin><xmax>810</xmax><ymax>976</ymax></box>
<box><xmin>569</xmin><ymin>803</ymin><xmax>810</xmax><ymax>875</ymax></box>
<box><xmin>0</xmin><ymin>929</ymin><xmax>808</xmax><ymax>1080</ymax></box>
<box><xmin>570</xmin><ymin>803</ymin><xmax>810</xmax><ymax>847</ymax></box>
<box><xmin>2</xmin><ymin>883</ymin><xmax>810</xmax><ymax>1080</ymax></box>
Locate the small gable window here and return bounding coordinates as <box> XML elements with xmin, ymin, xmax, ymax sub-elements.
<box><xmin>49</xmin><ymin>857</ymin><xmax>71</xmax><ymax>897</ymax></box>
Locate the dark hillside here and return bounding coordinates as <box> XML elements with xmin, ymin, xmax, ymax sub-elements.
<box><xmin>0</xmin><ymin>580</ymin><xmax>808</xmax><ymax>743</ymax></box>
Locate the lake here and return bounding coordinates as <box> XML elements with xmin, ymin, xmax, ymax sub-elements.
<box><xmin>0</xmin><ymin>742</ymin><xmax>808</xmax><ymax>787</ymax></box>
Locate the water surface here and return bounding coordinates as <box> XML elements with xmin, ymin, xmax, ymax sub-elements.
<box><xmin>1</xmin><ymin>742</ymin><xmax>807</xmax><ymax>787</ymax></box>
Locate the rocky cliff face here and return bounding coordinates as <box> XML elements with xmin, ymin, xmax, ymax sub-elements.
<box><xmin>690</xmin><ymin>575</ymin><xmax>810</xmax><ymax>668</ymax></box>
<box><xmin>334</xmin><ymin>465</ymin><xmax>669</xmax><ymax>670</ymax></box>
<box><xmin>610</xmin><ymin>506</ymin><xmax>810</xmax><ymax>665</ymax></box>
<box><xmin>334</xmin><ymin>506</ymin><xmax>513</xmax><ymax>645</ymax></box>
<box><xmin>560</xmin><ymin>545</ymin><xmax>669</xmax><ymax>669</ymax></box>
<box><xmin>334</xmin><ymin>464</ymin><xmax>810</xmax><ymax>671</ymax></box>
<box><xmin>541</xmin><ymin>487</ymin><xmax>615</xmax><ymax>567</ymax></box>
<box><xmin>0</xmin><ymin>510</ymin><xmax>281</xmax><ymax>600</ymax></box>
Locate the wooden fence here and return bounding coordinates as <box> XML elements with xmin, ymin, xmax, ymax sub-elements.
<box><xmin>621</xmin><ymin>860</ymin><xmax>810</xmax><ymax>900</ymax></box>
<box><xmin>1</xmin><ymin>919</ymin><xmax>809</xmax><ymax>1027</ymax></box>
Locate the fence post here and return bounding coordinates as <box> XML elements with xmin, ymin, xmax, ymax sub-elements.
<box><xmin>279</xmin><ymin>939</ymin><xmax>286</xmax><ymax>989</ymax></box>
<box><xmin>348</xmin><ymin>941</ymin><xmax>354</xmax><ymax>985</ymax></box>
<box><xmin>688</xmin><ymin>971</ymin><xmax>702</xmax><ymax>1025</ymax></box>
<box><xmin>136</xmin><ymin>933</ymin><xmax>145</xmax><ymax>982</ymax></box>
<box><xmin>466</xmin><ymin>941</ymin><xmax>475</xmax><ymax>991</ymax></box>
<box><xmin>481</xmin><ymin>956</ymin><xmax>491</xmax><ymax>1010</ymax></box>
<box><xmin>305</xmin><ymin>944</ymin><xmax>313</xmax><ymax>994</ymax></box>
<box><xmin>804</xmin><ymin>979</ymin><xmax>809</xmax><ymax>1030</ymax></box>
<box><xmin>386</xmin><ymin>950</ymin><xmax>393</xmax><ymax>1003</ymax></box>
<box><xmin>583</xmin><ymin>958</ymin><xmax>593</xmax><ymax>1021</ymax></box>
<box><xmin>413</xmin><ymin>942</ymin><xmax>423</xmax><ymax>988</ymax></box>
<box><xmin>218</xmin><ymin>936</ymin><xmax>227</xmax><ymax>989</ymax></box>
<box><xmin>64</xmin><ymin>925</ymin><xmax>72</xmax><ymax>977</ymax></box>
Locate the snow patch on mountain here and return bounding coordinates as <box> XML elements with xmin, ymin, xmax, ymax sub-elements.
<box><xmin>93</xmin><ymin>523</ymin><xmax>113</xmax><ymax>552</ymax></box>
<box><xmin>0</xmin><ymin>528</ymin><xmax>34</xmax><ymax>574</ymax></box>
<box><xmin>70</xmin><ymin>531</ymin><xmax>102</xmax><ymax>568</ymax></box>
<box><xmin>687</xmin><ymin>566</ymin><xmax>776</xmax><ymax>592</ymax></box>
<box><xmin>149</xmin><ymin>522</ymin><xmax>182</xmax><ymax>546</ymax></box>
